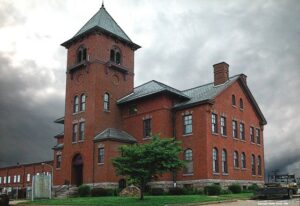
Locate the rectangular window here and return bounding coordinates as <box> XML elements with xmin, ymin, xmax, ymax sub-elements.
<box><xmin>250</xmin><ymin>127</ymin><xmax>255</xmax><ymax>143</ymax></box>
<box><xmin>0</xmin><ymin>177</ymin><xmax>2</xmax><ymax>184</ymax></box>
<box><xmin>8</xmin><ymin>176</ymin><xmax>10</xmax><ymax>183</ymax></box>
<box><xmin>13</xmin><ymin>175</ymin><xmax>16</xmax><ymax>183</ymax></box>
<box><xmin>98</xmin><ymin>148</ymin><xmax>104</xmax><ymax>164</ymax></box>
<box><xmin>183</xmin><ymin>115</ymin><xmax>192</xmax><ymax>134</ymax></box>
<box><xmin>211</xmin><ymin>113</ymin><xmax>218</xmax><ymax>133</ymax></box>
<box><xmin>27</xmin><ymin>174</ymin><xmax>31</xmax><ymax>182</ymax></box>
<box><xmin>220</xmin><ymin>116</ymin><xmax>227</xmax><ymax>136</ymax></box>
<box><xmin>129</xmin><ymin>104</ymin><xmax>137</xmax><ymax>115</ymax></box>
<box><xmin>79</xmin><ymin>122</ymin><xmax>85</xmax><ymax>141</ymax></box>
<box><xmin>17</xmin><ymin>175</ymin><xmax>20</xmax><ymax>183</ymax></box>
<box><xmin>232</xmin><ymin>120</ymin><xmax>237</xmax><ymax>138</ymax></box>
<box><xmin>72</xmin><ymin>124</ymin><xmax>78</xmax><ymax>143</ymax></box>
<box><xmin>4</xmin><ymin>176</ymin><xmax>6</xmax><ymax>184</ymax></box>
<box><xmin>56</xmin><ymin>155</ymin><xmax>62</xmax><ymax>169</ymax></box>
<box><xmin>143</xmin><ymin>119</ymin><xmax>152</xmax><ymax>138</ymax></box>
<box><xmin>240</xmin><ymin>123</ymin><xmax>245</xmax><ymax>140</ymax></box>
<box><xmin>256</xmin><ymin>129</ymin><xmax>261</xmax><ymax>144</ymax></box>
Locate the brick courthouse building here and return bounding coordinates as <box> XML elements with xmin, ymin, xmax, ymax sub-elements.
<box><xmin>1</xmin><ymin>4</ymin><xmax>267</xmax><ymax>192</ymax></box>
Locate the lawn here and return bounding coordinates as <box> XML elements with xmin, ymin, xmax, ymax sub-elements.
<box><xmin>26</xmin><ymin>193</ymin><xmax>252</xmax><ymax>206</ymax></box>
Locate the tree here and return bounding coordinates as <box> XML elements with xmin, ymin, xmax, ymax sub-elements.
<box><xmin>112</xmin><ymin>135</ymin><xmax>185</xmax><ymax>200</ymax></box>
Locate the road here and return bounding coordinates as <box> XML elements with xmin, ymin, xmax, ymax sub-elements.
<box><xmin>203</xmin><ymin>198</ymin><xmax>300</xmax><ymax>206</ymax></box>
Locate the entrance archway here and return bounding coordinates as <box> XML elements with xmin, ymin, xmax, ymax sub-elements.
<box><xmin>72</xmin><ymin>154</ymin><xmax>83</xmax><ymax>186</ymax></box>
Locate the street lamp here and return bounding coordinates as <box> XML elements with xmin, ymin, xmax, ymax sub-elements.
<box><xmin>41</xmin><ymin>163</ymin><xmax>53</xmax><ymax>199</ymax></box>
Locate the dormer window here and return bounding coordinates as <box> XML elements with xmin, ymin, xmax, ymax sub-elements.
<box><xmin>77</xmin><ymin>47</ymin><xmax>87</xmax><ymax>63</ymax></box>
<box><xmin>110</xmin><ymin>48</ymin><xmax>121</xmax><ymax>64</ymax></box>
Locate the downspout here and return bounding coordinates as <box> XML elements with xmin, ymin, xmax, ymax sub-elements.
<box><xmin>92</xmin><ymin>140</ymin><xmax>95</xmax><ymax>188</ymax></box>
<box><xmin>172</xmin><ymin>109</ymin><xmax>177</xmax><ymax>188</ymax></box>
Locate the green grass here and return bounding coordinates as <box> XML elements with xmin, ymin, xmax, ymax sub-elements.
<box><xmin>26</xmin><ymin>193</ymin><xmax>252</xmax><ymax>206</ymax></box>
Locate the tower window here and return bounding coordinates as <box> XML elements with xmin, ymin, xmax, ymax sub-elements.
<box><xmin>74</xmin><ymin>96</ymin><xmax>79</xmax><ymax>113</ymax></box>
<box><xmin>110</xmin><ymin>48</ymin><xmax>121</xmax><ymax>64</ymax></box>
<box><xmin>80</xmin><ymin>94</ymin><xmax>86</xmax><ymax>111</ymax></box>
<box><xmin>104</xmin><ymin>93</ymin><xmax>110</xmax><ymax>111</ymax></box>
<box><xmin>77</xmin><ymin>47</ymin><xmax>87</xmax><ymax>63</ymax></box>
<box><xmin>79</xmin><ymin>122</ymin><xmax>85</xmax><ymax>141</ymax></box>
<box><xmin>56</xmin><ymin>155</ymin><xmax>62</xmax><ymax>169</ymax></box>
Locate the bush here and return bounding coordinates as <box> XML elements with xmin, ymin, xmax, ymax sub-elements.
<box><xmin>220</xmin><ymin>189</ymin><xmax>232</xmax><ymax>195</ymax></box>
<box><xmin>204</xmin><ymin>185</ymin><xmax>221</xmax><ymax>196</ymax></box>
<box><xmin>149</xmin><ymin>188</ymin><xmax>165</xmax><ymax>196</ymax></box>
<box><xmin>182</xmin><ymin>188</ymin><xmax>204</xmax><ymax>195</ymax></box>
<box><xmin>78</xmin><ymin>185</ymin><xmax>91</xmax><ymax>197</ymax></box>
<box><xmin>91</xmin><ymin>188</ymin><xmax>116</xmax><ymax>197</ymax></box>
<box><xmin>228</xmin><ymin>184</ymin><xmax>242</xmax><ymax>194</ymax></box>
<box><xmin>247</xmin><ymin>184</ymin><xmax>259</xmax><ymax>191</ymax></box>
<box><xmin>169</xmin><ymin>187</ymin><xmax>185</xmax><ymax>195</ymax></box>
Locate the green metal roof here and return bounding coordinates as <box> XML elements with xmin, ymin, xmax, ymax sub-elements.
<box><xmin>94</xmin><ymin>128</ymin><xmax>137</xmax><ymax>143</ymax></box>
<box><xmin>62</xmin><ymin>4</ymin><xmax>140</xmax><ymax>49</ymax></box>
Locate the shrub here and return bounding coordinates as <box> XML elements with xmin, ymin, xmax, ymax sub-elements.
<box><xmin>228</xmin><ymin>184</ymin><xmax>242</xmax><ymax>194</ymax></box>
<box><xmin>91</xmin><ymin>188</ymin><xmax>115</xmax><ymax>197</ymax></box>
<box><xmin>149</xmin><ymin>188</ymin><xmax>165</xmax><ymax>196</ymax></box>
<box><xmin>220</xmin><ymin>189</ymin><xmax>232</xmax><ymax>195</ymax></box>
<box><xmin>204</xmin><ymin>185</ymin><xmax>221</xmax><ymax>196</ymax></box>
<box><xmin>247</xmin><ymin>184</ymin><xmax>259</xmax><ymax>191</ymax></box>
<box><xmin>78</xmin><ymin>185</ymin><xmax>91</xmax><ymax>197</ymax></box>
<box><xmin>169</xmin><ymin>187</ymin><xmax>185</xmax><ymax>195</ymax></box>
<box><xmin>182</xmin><ymin>188</ymin><xmax>204</xmax><ymax>195</ymax></box>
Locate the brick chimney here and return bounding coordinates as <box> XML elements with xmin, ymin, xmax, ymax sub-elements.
<box><xmin>213</xmin><ymin>62</ymin><xmax>229</xmax><ymax>86</ymax></box>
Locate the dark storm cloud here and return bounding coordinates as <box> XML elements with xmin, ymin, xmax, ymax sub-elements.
<box><xmin>133</xmin><ymin>1</ymin><xmax>300</xmax><ymax>175</ymax></box>
<box><xmin>0</xmin><ymin>53</ymin><xmax>64</xmax><ymax>167</ymax></box>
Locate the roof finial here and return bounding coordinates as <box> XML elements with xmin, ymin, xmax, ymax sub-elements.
<box><xmin>101</xmin><ymin>0</ymin><xmax>105</xmax><ymax>9</ymax></box>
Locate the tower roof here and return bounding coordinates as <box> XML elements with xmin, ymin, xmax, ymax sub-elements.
<box><xmin>61</xmin><ymin>4</ymin><xmax>140</xmax><ymax>49</ymax></box>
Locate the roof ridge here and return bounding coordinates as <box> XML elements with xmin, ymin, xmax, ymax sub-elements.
<box><xmin>153</xmin><ymin>80</ymin><xmax>183</xmax><ymax>93</ymax></box>
<box><xmin>182</xmin><ymin>74</ymin><xmax>242</xmax><ymax>92</ymax></box>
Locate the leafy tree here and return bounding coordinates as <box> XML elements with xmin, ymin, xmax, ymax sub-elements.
<box><xmin>112</xmin><ymin>135</ymin><xmax>184</xmax><ymax>200</ymax></box>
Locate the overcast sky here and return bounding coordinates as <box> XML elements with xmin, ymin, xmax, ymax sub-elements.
<box><xmin>0</xmin><ymin>0</ymin><xmax>299</xmax><ymax>177</ymax></box>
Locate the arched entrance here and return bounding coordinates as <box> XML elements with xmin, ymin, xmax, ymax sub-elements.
<box><xmin>72</xmin><ymin>154</ymin><xmax>83</xmax><ymax>186</ymax></box>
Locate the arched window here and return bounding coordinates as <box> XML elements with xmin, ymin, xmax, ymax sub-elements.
<box><xmin>76</xmin><ymin>47</ymin><xmax>87</xmax><ymax>63</ymax></box>
<box><xmin>241</xmin><ymin>152</ymin><xmax>246</xmax><ymax>169</ymax></box>
<box><xmin>222</xmin><ymin>149</ymin><xmax>228</xmax><ymax>174</ymax></box>
<box><xmin>232</xmin><ymin>94</ymin><xmax>236</xmax><ymax>106</ymax></box>
<box><xmin>79</xmin><ymin>122</ymin><xmax>85</xmax><ymax>141</ymax></box>
<box><xmin>251</xmin><ymin>154</ymin><xmax>256</xmax><ymax>175</ymax></box>
<box><xmin>80</xmin><ymin>94</ymin><xmax>86</xmax><ymax>111</ymax></box>
<box><xmin>257</xmin><ymin>155</ymin><xmax>262</xmax><ymax>175</ymax></box>
<box><xmin>240</xmin><ymin>98</ymin><xmax>244</xmax><ymax>109</ymax></box>
<box><xmin>233</xmin><ymin>151</ymin><xmax>239</xmax><ymax>168</ymax></box>
<box><xmin>110</xmin><ymin>48</ymin><xmax>121</xmax><ymax>64</ymax></box>
<box><xmin>74</xmin><ymin>96</ymin><xmax>79</xmax><ymax>113</ymax></box>
<box><xmin>212</xmin><ymin>148</ymin><xmax>219</xmax><ymax>173</ymax></box>
<box><xmin>104</xmin><ymin>93</ymin><xmax>110</xmax><ymax>111</ymax></box>
<box><xmin>184</xmin><ymin>149</ymin><xmax>193</xmax><ymax>174</ymax></box>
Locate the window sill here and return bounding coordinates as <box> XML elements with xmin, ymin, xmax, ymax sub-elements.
<box><xmin>233</xmin><ymin>138</ymin><xmax>239</xmax><ymax>141</ymax></box>
<box><xmin>240</xmin><ymin>139</ymin><xmax>246</xmax><ymax>143</ymax></box>
<box><xmin>143</xmin><ymin>137</ymin><xmax>152</xmax><ymax>140</ymax></box>
<box><xmin>78</xmin><ymin>140</ymin><xmax>84</xmax><ymax>143</ymax></box>
<box><xmin>73</xmin><ymin>111</ymin><xmax>84</xmax><ymax>115</ymax></box>
<box><xmin>183</xmin><ymin>133</ymin><xmax>193</xmax><ymax>137</ymax></box>
<box><xmin>234</xmin><ymin>167</ymin><xmax>240</xmax><ymax>170</ymax></box>
<box><xmin>222</xmin><ymin>173</ymin><xmax>229</xmax><ymax>176</ymax></box>
<box><xmin>221</xmin><ymin>134</ymin><xmax>227</xmax><ymax>138</ymax></box>
<box><xmin>252</xmin><ymin>175</ymin><xmax>256</xmax><ymax>177</ymax></box>
<box><xmin>72</xmin><ymin>142</ymin><xmax>77</xmax><ymax>144</ymax></box>
<box><xmin>213</xmin><ymin>173</ymin><xmax>220</xmax><ymax>176</ymax></box>
<box><xmin>232</xmin><ymin>105</ymin><xmax>237</xmax><ymax>108</ymax></box>
<box><xmin>250</xmin><ymin>142</ymin><xmax>256</xmax><ymax>145</ymax></box>
<box><xmin>97</xmin><ymin>163</ymin><xmax>104</xmax><ymax>166</ymax></box>
<box><xmin>183</xmin><ymin>173</ymin><xmax>194</xmax><ymax>176</ymax></box>
<box><xmin>103</xmin><ymin>110</ymin><xmax>110</xmax><ymax>113</ymax></box>
<box><xmin>241</xmin><ymin>168</ymin><xmax>247</xmax><ymax>171</ymax></box>
<box><xmin>212</xmin><ymin>133</ymin><xmax>219</xmax><ymax>136</ymax></box>
<box><xmin>56</xmin><ymin>168</ymin><xmax>61</xmax><ymax>170</ymax></box>
<box><xmin>257</xmin><ymin>144</ymin><xmax>261</xmax><ymax>147</ymax></box>
<box><xmin>240</xmin><ymin>108</ymin><xmax>244</xmax><ymax>111</ymax></box>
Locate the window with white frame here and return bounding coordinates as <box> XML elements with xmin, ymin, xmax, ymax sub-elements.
<box><xmin>183</xmin><ymin>114</ymin><xmax>192</xmax><ymax>134</ymax></box>
<box><xmin>13</xmin><ymin>175</ymin><xmax>16</xmax><ymax>183</ymax></box>
<box><xmin>240</xmin><ymin>123</ymin><xmax>245</xmax><ymax>140</ymax></box>
<box><xmin>241</xmin><ymin>152</ymin><xmax>246</xmax><ymax>169</ymax></box>
<box><xmin>232</xmin><ymin>120</ymin><xmax>238</xmax><ymax>138</ymax></box>
<box><xmin>8</xmin><ymin>176</ymin><xmax>10</xmax><ymax>183</ymax></box>
<box><xmin>73</xmin><ymin>96</ymin><xmax>79</xmax><ymax>113</ymax></box>
<box><xmin>4</xmin><ymin>176</ymin><xmax>6</xmax><ymax>184</ymax></box>
<box><xmin>72</xmin><ymin>124</ymin><xmax>78</xmax><ymax>143</ymax></box>
<box><xmin>212</xmin><ymin>148</ymin><xmax>219</xmax><ymax>173</ymax></box>
<box><xmin>211</xmin><ymin>113</ymin><xmax>218</xmax><ymax>133</ymax></box>
<box><xmin>184</xmin><ymin>149</ymin><xmax>193</xmax><ymax>174</ymax></box>
<box><xmin>0</xmin><ymin>177</ymin><xmax>2</xmax><ymax>184</ymax></box>
<box><xmin>27</xmin><ymin>174</ymin><xmax>31</xmax><ymax>182</ymax></box>
<box><xmin>256</xmin><ymin>129</ymin><xmax>261</xmax><ymax>144</ymax></box>
<box><xmin>79</xmin><ymin>122</ymin><xmax>85</xmax><ymax>141</ymax></box>
<box><xmin>98</xmin><ymin>147</ymin><xmax>104</xmax><ymax>164</ymax></box>
<box><xmin>220</xmin><ymin>116</ymin><xmax>227</xmax><ymax>136</ymax></box>
<box><xmin>233</xmin><ymin>151</ymin><xmax>239</xmax><ymax>168</ymax></box>
<box><xmin>80</xmin><ymin>94</ymin><xmax>86</xmax><ymax>111</ymax></box>
<box><xmin>251</xmin><ymin>154</ymin><xmax>256</xmax><ymax>175</ymax></box>
<box><xmin>17</xmin><ymin>175</ymin><xmax>20</xmax><ymax>183</ymax></box>
<box><xmin>104</xmin><ymin>93</ymin><xmax>110</xmax><ymax>111</ymax></box>
<box><xmin>222</xmin><ymin>149</ymin><xmax>228</xmax><ymax>174</ymax></box>
<box><xmin>250</xmin><ymin>127</ymin><xmax>255</xmax><ymax>143</ymax></box>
